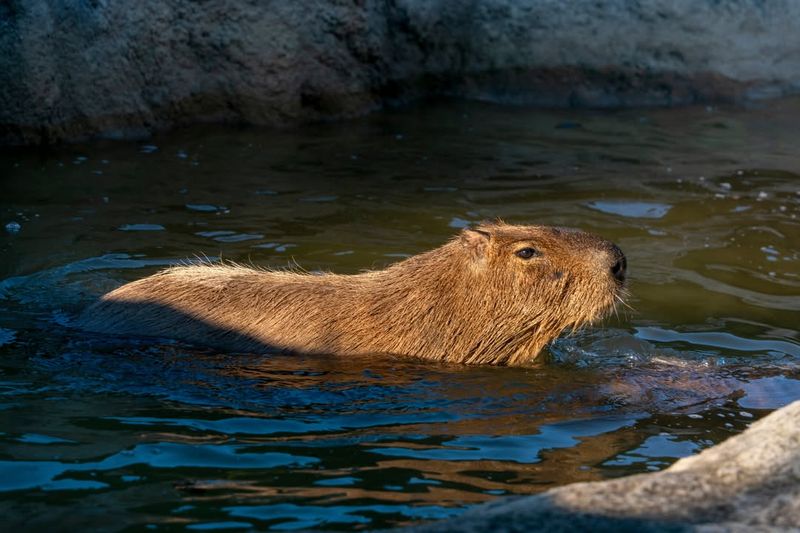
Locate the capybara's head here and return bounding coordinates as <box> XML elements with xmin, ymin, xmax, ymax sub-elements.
<box><xmin>455</xmin><ymin>222</ymin><xmax>626</xmax><ymax>363</ymax></box>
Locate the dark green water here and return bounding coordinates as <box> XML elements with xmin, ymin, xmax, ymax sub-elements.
<box><xmin>1</xmin><ymin>98</ymin><xmax>800</xmax><ymax>531</ymax></box>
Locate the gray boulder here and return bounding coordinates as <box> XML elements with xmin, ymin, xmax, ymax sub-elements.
<box><xmin>3</xmin><ymin>0</ymin><xmax>800</xmax><ymax>144</ymax></box>
<box><xmin>405</xmin><ymin>400</ymin><xmax>800</xmax><ymax>532</ymax></box>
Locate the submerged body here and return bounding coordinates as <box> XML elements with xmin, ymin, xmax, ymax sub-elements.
<box><xmin>79</xmin><ymin>223</ymin><xmax>627</xmax><ymax>366</ymax></box>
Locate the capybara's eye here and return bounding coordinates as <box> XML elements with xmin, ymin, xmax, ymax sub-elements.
<box><xmin>515</xmin><ymin>247</ymin><xmax>539</xmax><ymax>259</ymax></box>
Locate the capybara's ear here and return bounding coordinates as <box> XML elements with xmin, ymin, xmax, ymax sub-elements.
<box><xmin>460</xmin><ymin>227</ymin><xmax>491</xmax><ymax>260</ymax></box>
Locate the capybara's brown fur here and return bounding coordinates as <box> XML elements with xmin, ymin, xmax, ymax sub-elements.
<box><xmin>78</xmin><ymin>222</ymin><xmax>627</xmax><ymax>366</ymax></box>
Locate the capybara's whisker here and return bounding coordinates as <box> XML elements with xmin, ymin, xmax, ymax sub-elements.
<box><xmin>615</xmin><ymin>292</ymin><xmax>635</xmax><ymax>313</ymax></box>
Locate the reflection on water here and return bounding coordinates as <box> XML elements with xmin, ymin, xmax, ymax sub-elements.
<box><xmin>1</xmin><ymin>97</ymin><xmax>800</xmax><ymax>530</ymax></box>
<box><xmin>586</xmin><ymin>201</ymin><xmax>672</xmax><ymax>219</ymax></box>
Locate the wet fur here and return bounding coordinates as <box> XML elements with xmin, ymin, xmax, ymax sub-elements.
<box><xmin>79</xmin><ymin>223</ymin><xmax>626</xmax><ymax>366</ymax></box>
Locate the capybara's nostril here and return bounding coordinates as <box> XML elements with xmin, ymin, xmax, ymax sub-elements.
<box><xmin>611</xmin><ymin>258</ymin><xmax>625</xmax><ymax>282</ymax></box>
<box><xmin>608</xmin><ymin>244</ymin><xmax>626</xmax><ymax>283</ymax></box>
<box><xmin>610</xmin><ymin>255</ymin><xmax>626</xmax><ymax>285</ymax></box>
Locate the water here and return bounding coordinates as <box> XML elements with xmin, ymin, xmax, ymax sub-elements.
<box><xmin>2</xmin><ymin>98</ymin><xmax>800</xmax><ymax>530</ymax></box>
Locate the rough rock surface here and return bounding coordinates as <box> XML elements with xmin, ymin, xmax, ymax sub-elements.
<box><xmin>2</xmin><ymin>0</ymin><xmax>800</xmax><ymax>144</ymax></box>
<box><xmin>404</xmin><ymin>400</ymin><xmax>800</xmax><ymax>532</ymax></box>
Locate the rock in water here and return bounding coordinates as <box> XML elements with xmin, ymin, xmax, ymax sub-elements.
<box><xmin>406</xmin><ymin>400</ymin><xmax>800</xmax><ymax>531</ymax></box>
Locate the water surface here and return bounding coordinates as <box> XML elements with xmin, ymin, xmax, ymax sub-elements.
<box><xmin>1</xmin><ymin>98</ymin><xmax>800</xmax><ymax>530</ymax></box>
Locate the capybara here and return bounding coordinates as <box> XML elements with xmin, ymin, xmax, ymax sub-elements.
<box><xmin>78</xmin><ymin>222</ymin><xmax>627</xmax><ymax>366</ymax></box>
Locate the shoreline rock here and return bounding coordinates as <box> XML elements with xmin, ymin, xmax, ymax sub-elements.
<box><xmin>403</xmin><ymin>400</ymin><xmax>800</xmax><ymax>532</ymax></box>
<box><xmin>2</xmin><ymin>0</ymin><xmax>800</xmax><ymax>145</ymax></box>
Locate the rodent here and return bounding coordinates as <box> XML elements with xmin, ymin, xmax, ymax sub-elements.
<box><xmin>78</xmin><ymin>222</ymin><xmax>627</xmax><ymax>366</ymax></box>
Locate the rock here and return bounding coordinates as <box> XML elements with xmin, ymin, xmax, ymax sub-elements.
<box><xmin>2</xmin><ymin>0</ymin><xmax>800</xmax><ymax>145</ymax></box>
<box><xmin>404</xmin><ymin>400</ymin><xmax>800</xmax><ymax>532</ymax></box>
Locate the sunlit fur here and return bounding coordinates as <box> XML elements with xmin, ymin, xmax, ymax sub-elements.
<box><xmin>79</xmin><ymin>222</ymin><xmax>627</xmax><ymax>366</ymax></box>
